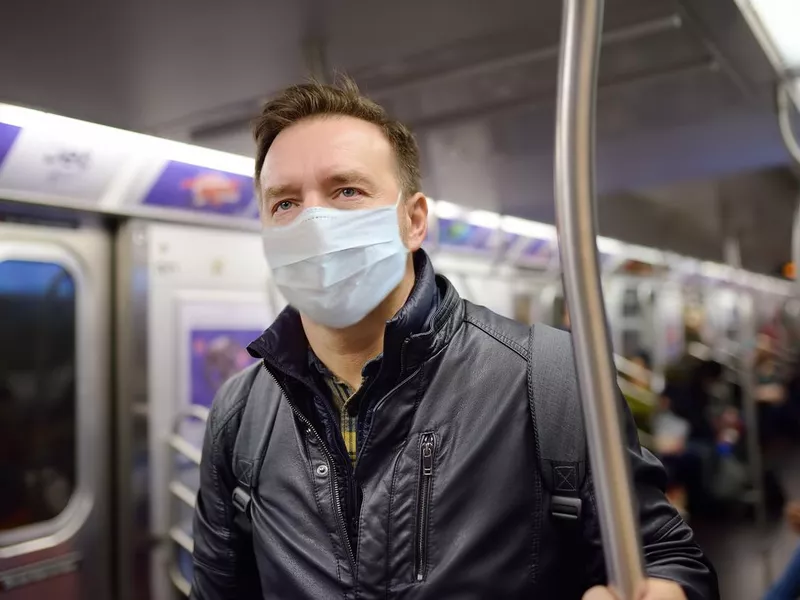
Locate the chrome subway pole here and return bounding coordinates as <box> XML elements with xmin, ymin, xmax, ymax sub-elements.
<box><xmin>553</xmin><ymin>0</ymin><xmax>645</xmax><ymax>598</ymax></box>
<box><xmin>793</xmin><ymin>200</ymin><xmax>800</xmax><ymax>282</ymax></box>
<box><xmin>778</xmin><ymin>81</ymin><xmax>800</xmax><ymax>280</ymax></box>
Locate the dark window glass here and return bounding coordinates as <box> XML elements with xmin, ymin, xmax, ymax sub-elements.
<box><xmin>0</xmin><ymin>260</ymin><xmax>76</xmax><ymax>532</ymax></box>
<box><xmin>622</xmin><ymin>288</ymin><xmax>641</xmax><ymax>317</ymax></box>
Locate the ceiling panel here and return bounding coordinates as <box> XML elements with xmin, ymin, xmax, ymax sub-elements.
<box><xmin>375</xmin><ymin>17</ymin><xmax>714</xmax><ymax>134</ymax></box>
<box><xmin>0</xmin><ymin>0</ymin><xmax>788</xmax><ymax>201</ymax></box>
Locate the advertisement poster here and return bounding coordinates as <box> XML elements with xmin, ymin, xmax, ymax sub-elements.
<box><xmin>143</xmin><ymin>161</ymin><xmax>258</xmax><ymax>218</ymax></box>
<box><xmin>189</xmin><ymin>328</ymin><xmax>262</xmax><ymax>408</ymax></box>
<box><xmin>437</xmin><ymin>218</ymin><xmax>494</xmax><ymax>251</ymax></box>
<box><xmin>0</xmin><ymin>123</ymin><xmax>20</xmax><ymax>168</ymax></box>
<box><xmin>520</xmin><ymin>238</ymin><xmax>553</xmax><ymax>263</ymax></box>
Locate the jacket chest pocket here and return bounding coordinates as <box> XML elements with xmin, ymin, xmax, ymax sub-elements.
<box><xmin>385</xmin><ymin>429</ymin><xmax>441</xmax><ymax>589</ymax></box>
<box><xmin>415</xmin><ymin>432</ymin><xmax>436</xmax><ymax>582</ymax></box>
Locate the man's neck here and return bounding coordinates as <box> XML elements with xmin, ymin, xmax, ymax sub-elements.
<box><xmin>303</xmin><ymin>258</ymin><xmax>416</xmax><ymax>390</ymax></box>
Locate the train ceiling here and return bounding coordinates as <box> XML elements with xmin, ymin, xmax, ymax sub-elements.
<box><xmin>0</xmin><ymin>0</ymin><xmax>795</xmax><ymax>227</ymax></box>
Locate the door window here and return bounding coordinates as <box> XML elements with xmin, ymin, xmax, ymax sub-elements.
<box><xmin>0</xmin><ymin>260</ymin><xmax>76</xmax><ymax>532</ymax></box>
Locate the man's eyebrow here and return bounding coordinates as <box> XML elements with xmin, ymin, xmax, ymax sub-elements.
<box><xmin>262</xmin><ymin>183</ymin><xmax>298</xmax><ymax>201</ymax></box>
<box><xmin>323</xmin><ymin>170</ymin><xmax>375</xmax><ymax>188</ymax></box>
<box><xmin>262</xmin><ymin>171</ymin><xmax>376</xmax><ymax>200</ymax></box>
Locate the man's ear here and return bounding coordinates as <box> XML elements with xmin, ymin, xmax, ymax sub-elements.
<box><xmin>403</xmin><ymin>192</ymin><xmax>428</xmax><ymax>251</ymax></box>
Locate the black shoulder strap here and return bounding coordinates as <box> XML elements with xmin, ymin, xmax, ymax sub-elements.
<box><xmin>231</xmin><ymin>368</ymin><xmax>281</xmax><ymax>524</ymax></box>
<box><xmin>528</xmin><ymin>323</ymin><xmax>587</xmax><ymax>522</ymax></box>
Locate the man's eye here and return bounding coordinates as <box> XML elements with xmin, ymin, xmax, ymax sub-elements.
<box><xmin>340</xmin><ymin>188</ymin><xmax>358</xmax><ymax>198</ymax></box>
<box><xmin>275</xmin><ymin>200</ymin><xmax>294</xmax><ymax>213</ymax></box>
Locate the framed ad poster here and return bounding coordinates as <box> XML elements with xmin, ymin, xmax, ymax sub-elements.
<box><xmin>175</xmin><ymin>291</ymin><xmax>273</xmax><ymax>413</ymax></box>
<box><xmin>171</xmin><ymin>291</ymin><xmax>273</xmax><ymax>472</ymax></box>
<box><xmin>188</xmin><ymin>328</ymin><xmax>262</xmax><ymax>408</ymax></box>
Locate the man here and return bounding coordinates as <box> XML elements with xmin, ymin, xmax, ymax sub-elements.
<box><xmin>764</xmin><ymin>500</ymin><xmax>800</xmax><ymax>599</ymax></box>
<box><xmin>191</xmin><ymin>77</ymin><xmax>718</xmax><ymax>600</ymax></box>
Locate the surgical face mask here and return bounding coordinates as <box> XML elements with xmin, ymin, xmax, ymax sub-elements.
<box><xmin>262</xmin><ymin>195</ymin><xmax>409</xmax><ymax>329</ymax></box>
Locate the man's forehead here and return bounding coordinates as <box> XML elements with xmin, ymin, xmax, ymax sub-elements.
<box><xmin>259</xmin><ymin>116</ymin><xmax>394</xmax><ymax>186</ymax></box>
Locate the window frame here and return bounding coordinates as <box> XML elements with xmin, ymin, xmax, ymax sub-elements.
<box><xmin>0</xmin><ymin>242</ymin><xmax>96</xmax><ymax>557</ymax></box>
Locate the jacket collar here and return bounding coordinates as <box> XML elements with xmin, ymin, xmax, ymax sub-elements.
<box><xmin>247</xmin><ymin>249</ymin><xmax>463</xmax><ymax>384</ymax></box>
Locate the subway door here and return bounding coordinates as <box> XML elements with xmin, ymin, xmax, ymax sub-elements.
<box><xmin>116</xmin><ymin>220</ymin><xmax>275</xmax><ymax>600</ymax></box>
<box><xmin>0</xmin><ymin>220</ymin><xmax>112</xmax><ymax>599</ymax></box>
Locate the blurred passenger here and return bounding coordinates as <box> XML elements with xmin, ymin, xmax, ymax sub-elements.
<box><xmin>190</xmin><ymin>78</ymin><xmax>717</xmax><ymax>600</ymax></box>
<box><xmin>661</xmin><ymin>353</ymin><xmax>725</xmax><ymax>515</ymax></box>
<box><xmin>763</xmin><ymin>501</ymin><xmax>800</xmax><ymax>600</ymax></box>
<box><xmin>664</xmin><ymin>353</ymin><xmax>721</xmax><ymax>445</ymax></box>
<box><xmin>754</xmin><ymin>332</ymin><xmax>789</xmax><ymax>518</ymax></box>
<box><xmin>559</xmin><ymin>303</ymin><xmax>571</xmax><ymax>331</ymax></box>
<box><xmin>620</xmin><ymin>350</ymin><xmax>655</xmax><ymax>435</ymax></box>
<box><xmin>756</xmin><ymin>332</ymin><xmax>786</xmax><ymax>441</ymax></box>
<box><xmin>653</xmin><ymin>375</ymin><xmax>703</xmax><ymax>518</ymax></box>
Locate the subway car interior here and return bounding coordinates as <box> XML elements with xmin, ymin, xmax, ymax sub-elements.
<box><xmin>1</xmin><ymin>0</ymin><xmax>800</xmax><ymax>598</ymax></box>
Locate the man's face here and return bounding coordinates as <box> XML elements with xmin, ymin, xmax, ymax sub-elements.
<box><xmin>258</xmin><ymin>115</ymin><xmax>426</xmax><ymax>250</ymax></box>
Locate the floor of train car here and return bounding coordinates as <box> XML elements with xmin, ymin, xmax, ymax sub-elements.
<box><xmin>694</xmin><ymin>445</ymin><xmax>800</xmax><ymax>600</ymax></box>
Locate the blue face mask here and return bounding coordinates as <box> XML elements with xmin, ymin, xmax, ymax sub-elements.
<box><xmin>262</xmin><ymin>195</ymin><xmax>409</xmax><ymax>329</ymax></box>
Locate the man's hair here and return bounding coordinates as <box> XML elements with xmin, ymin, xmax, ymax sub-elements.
<box><xmin>253</xmin><ymin>76</ymin><xmax>421</xmax><ymax>196</ymax></box>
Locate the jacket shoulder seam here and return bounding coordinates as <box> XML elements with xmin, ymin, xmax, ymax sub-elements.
<box><xmin>209</xmin><ymin>392</ymin><xmax>250</xmax><ymax>446</ymax></box>
<box><xmin>651</xmin><ymin>513</ymin><xmax>684</xmax><ymax>542</ymax></box>
<box><xmin>463</xmin><ymin>315</ymin><xmax>529</xmax><ymax>359</ymax></box>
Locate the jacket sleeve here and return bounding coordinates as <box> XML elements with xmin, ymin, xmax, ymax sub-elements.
<box><xmin>190</xmin><ymin>377</ymin><xmax>262</xmax><ymax>600</ymax></box>
<box><xmin>580</xmin><ymin>391</ymin><xmax>720</xmax><ymax>600</ymax></box>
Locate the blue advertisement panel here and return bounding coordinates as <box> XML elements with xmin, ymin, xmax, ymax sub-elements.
<box><xmin>0</xmin><ymin>123</ymin><xmax>21</xmax><ymax>169</ymax></box>
<box><xmin>520</xmin><ymin>238</ymin><xmax>553</xmax><ymax>262</ymax></box>
<box><xmin>189</xmin><ymin>328</ymin><xmax>262</xmax><ymax>407</ymax></box>
<box><xmin>143</xmin><ymin>161</ymin><xmax>258</xmax><ymax>218</ymax></box>
<box><xmin>438</xmin><ymin>218</ymin><xmax>495</xmax><ymax>251</ymax></box>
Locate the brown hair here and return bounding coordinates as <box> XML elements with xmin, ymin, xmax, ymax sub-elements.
<box><xmin>253</xmin><ymin>76</ymin><xmax>421</xmax><ymax>196</ymax></box>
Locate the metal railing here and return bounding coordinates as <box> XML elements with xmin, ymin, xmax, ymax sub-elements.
<box><xmin>166</xmin><ymin>405</ymin><xmax>209</xmax><ymax>597</ymax></box>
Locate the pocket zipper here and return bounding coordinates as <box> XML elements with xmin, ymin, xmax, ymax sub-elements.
<box><xmin>415</xmin><ymin>432</ymin><xmax>436</xmax><ymax>582</ymax></box>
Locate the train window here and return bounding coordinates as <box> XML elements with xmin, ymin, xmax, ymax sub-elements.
<box><xmin>622</xmin><ymin>288</ymin><xmax>641</xmax><ymax>317</ymax></box>
<box><xmin>0</xmin><ymin>260</ymin><xmax>76</xmax><ymax>533</ymax></box>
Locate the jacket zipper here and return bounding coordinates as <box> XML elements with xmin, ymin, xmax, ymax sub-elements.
<box><xmin>415</xmin><ymin>432</ymin><xmax>436</xmax><ymax>582</ymax></box>
<box><xmin>261</xmin><ymin>362</ymin><xmax>357</xmax><ymax>573</ymax></box>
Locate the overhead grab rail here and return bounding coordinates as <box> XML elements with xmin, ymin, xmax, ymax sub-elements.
<box><xmin>553</xmin><ymin>0</ymin><xmax>645</xmax><ymax>598</ymax></box>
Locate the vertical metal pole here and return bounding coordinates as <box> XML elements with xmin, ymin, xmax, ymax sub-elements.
<box><xmin>792</xmin><ymin>200</ymin><xmax>800</xmax><ymax>282</ymax></box>
<box><xmin>738</xmin><ymin>290</ymin><xmax>771</xmax><ymax>589</ymax></box>
<box><xmin>723</xmin><ymin>233</ymin><xmax>771</xmax><ymax>587</ymax></box>
<box><xmin>554</xmin><ymin>1</ymin><xmax>645</xmax><ymax>598</ymax></box>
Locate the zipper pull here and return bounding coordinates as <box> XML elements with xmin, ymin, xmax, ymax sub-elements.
<box><xmin>422</xmin><ymin>435</ymin><xmax>434</xmax><ymax>476</ymax></box>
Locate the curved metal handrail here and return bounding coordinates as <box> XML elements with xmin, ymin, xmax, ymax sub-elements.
<box><xmin>169</xmin><ymin>564</ymin><xmax>192</xmax><ymax>597</ymax></box>
<box><xmin>554</xmin><ymin>0</ymin><xmax>645</xmax><ymax>597</ymax></box>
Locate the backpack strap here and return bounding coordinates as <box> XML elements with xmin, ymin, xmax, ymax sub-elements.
<box><xmin>528</xmin><ymin>323</ymin><xmax>587</xmax><ymax>523</ymax></box>
<box><xmin>231</xmin><ymin>367</ymin><xmax>282</xmax><ymax>526</ymax></box>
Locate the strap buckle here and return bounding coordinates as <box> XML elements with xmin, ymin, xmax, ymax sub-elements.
<box><xmin>232</xmin><ymin>486</ymin><xmax>252</xmax><ymax>516</ymax></box>
<box><xmin>551</xmin><ymin>495</ymin><xmax>582</xmax><ymax>521</ymax></box>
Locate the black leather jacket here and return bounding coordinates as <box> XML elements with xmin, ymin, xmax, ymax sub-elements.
<box><xmin>191</xmin><ymin>254</ymin><xmax>718</xmax><ymax>600</ymax></box>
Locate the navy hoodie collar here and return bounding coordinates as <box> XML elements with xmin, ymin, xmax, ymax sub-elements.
<box><xmin>248</xmin><ymin>249</ymin><xmax>440</xmax><ymax>383</ymax></box>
